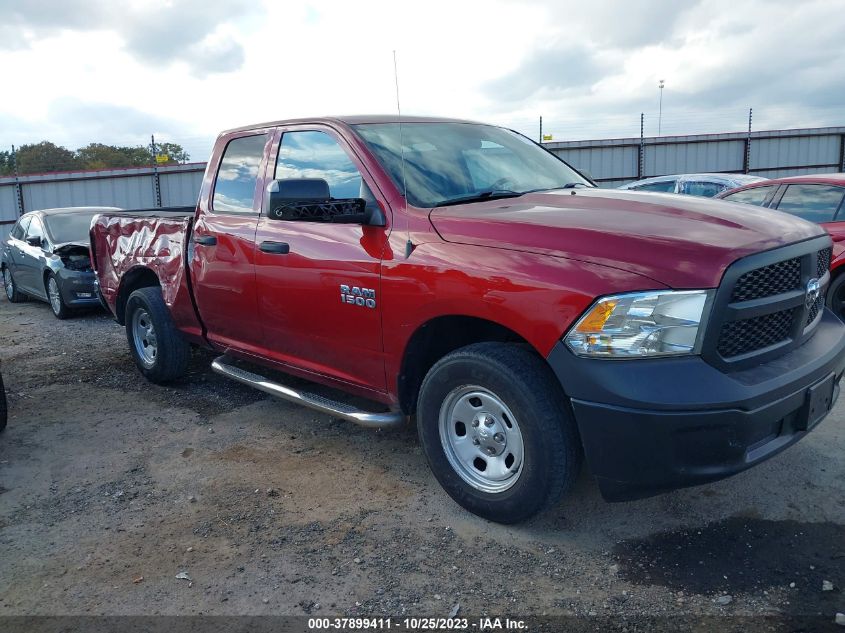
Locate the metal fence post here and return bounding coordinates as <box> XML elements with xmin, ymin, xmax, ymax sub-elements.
<box><xmin>150</xmin><ymin>134</ymin><xmax>162</xmax><ymax>208</ymax></box>
<box><xmin>14</xmin><ymin>181</ymin><xmax>24</xmax><ymax>217</ymax></box>
<box><xmin>638</xmin><ymin>113</ymin><xmax>645</xmax><ymax>179</ymax></box>
<box><xmin>743</xmin><ymin>108</ymin><xmax>753</xmax><ymax>174</ymax></box>
<box><xmin>11</xmin><ymin>145</ymin><xmax>24</xmax><ymax>217</ymax></box>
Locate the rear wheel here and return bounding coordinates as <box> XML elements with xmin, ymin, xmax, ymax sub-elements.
<box><xmin>417</xmin><ymin>342</ymin><xmax>581</xmax><ymax>523</ymax></box>
<box><xmin>96</xmin><ymin>287</ymin><xmax>109</xmax><ymax>312</ymax></box>
<box><xmin>3</xmin><ymin>267</ymin><xmax>25</xmax><ymax>303</ymax></box>
<box><xmin>46</xmin><ymin>273</ymin><xmax>70</xmax><ymax>319</ymax></box>
<box><xmin>826</xmin><ymin>272</ymin><xmax>845</xmax><ymax>321</ymax></box>
<box><xmin>125</xmin><ymin>286</ymin><xmax>190</xmax><ymax>383</ymax></box>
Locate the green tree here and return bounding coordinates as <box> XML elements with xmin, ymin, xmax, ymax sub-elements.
<box><xmin>154</xmin><ymin>142</ymin><xmax>190</xmax><ymax>164</ymax></box>
<box><xmin>0</xmin><ymin>150</ymin><xmax>14</xmax><ymax>176</ymax></box>
<box><xmin>76</xmin><ymin>143</ymin><xmax>150</xmax><ymax>170</ymax></box>
<box><xmin>16</xmin><ymin>141</ymin><xmax>81</xmax><ymax>174</ymax></box>
<box><xmin>10</xmin><ymin>140</ymin><xmax>192</xmax><ymax>174</ymax></box>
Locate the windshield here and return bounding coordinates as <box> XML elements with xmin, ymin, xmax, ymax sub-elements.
<box><xmin>43</xmin><ymin>212</ymin><xmax>97</xmax><ymax>244</ymax></box>
<box><xmin>353</xmin><ymin>122</ymin><xmax>591</xmax><ymax>208</ymax></box>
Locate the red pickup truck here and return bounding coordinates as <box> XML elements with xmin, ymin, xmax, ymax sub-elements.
<box><xmin>91</xmin><ymin>116</ymin><xmax>845</xmax><ymax>523</ymax></box>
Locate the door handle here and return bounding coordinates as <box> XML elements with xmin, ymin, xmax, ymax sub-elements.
<box><xmin>194</xmin><ymin>235</ymin><xmax>217</xmax><ymax>246</ymax></box>
<box><xmin>259</xmin><ymin>241</ymin><xmax>290</xmax><ymax>254</ymax></box>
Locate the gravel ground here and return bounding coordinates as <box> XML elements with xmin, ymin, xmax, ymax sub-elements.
<box><xmin>0</xmin><ymin>296</ymin><xmax>844</xmax><ymax>628</ymax></box>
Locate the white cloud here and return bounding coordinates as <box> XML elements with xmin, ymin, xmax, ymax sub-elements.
<box><xmin>0</xmin><ymin>0</ymin><xmax>843</xmax><ymax>156</ymax></box>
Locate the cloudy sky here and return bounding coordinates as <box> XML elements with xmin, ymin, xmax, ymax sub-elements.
<box><xmin>1</xmin><ymin>0</ymin><xmax>844</xmax><ymax>162</ymax></box>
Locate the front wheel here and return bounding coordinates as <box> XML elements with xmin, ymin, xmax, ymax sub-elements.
<box><xmin>124</xmin><ymin>286</ymin><xmax>190</xmax><ymax>383</ymax></box>
<box><xmin>417</xmin><ymin>343</ymin><xmax>582</xmax><ymax>523</ymax></box>
<box><xmin>46</xmin><ymin>273</ymin><xmax>70</xmax><ymax>319</ymax></box>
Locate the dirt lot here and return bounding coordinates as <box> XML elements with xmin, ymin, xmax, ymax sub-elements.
<box><xmin>0</xmin><ymin>296</ymin><xmax>844</xmax><ymax>626</ymax></box>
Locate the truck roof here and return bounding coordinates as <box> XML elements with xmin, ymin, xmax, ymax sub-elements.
<box><xmin>221</xmin><ymin>115</ymin><xmax>484</xmax><ymax>134</ymax></box>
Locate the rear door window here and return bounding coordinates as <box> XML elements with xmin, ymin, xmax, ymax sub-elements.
<box><xmin>774</xmin><ymin>184</ymin><xmax>845</xmax><ymax>223</ymax></box>
<box><xmin>631</xmin><ymin>180</ymin><xmax>676</xmax><ymax>193</ymax></box>
<box><xmin>212</xmin><ymin>134</ymin><xmax>269</xmax><ymax>214</ymax></box>
<box><xmin>721</xmin><ymin>185</ymin><xmax>776</xmax><ymax>206</ymax></box>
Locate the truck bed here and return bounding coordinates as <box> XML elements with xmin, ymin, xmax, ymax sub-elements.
<box><xmin>90</xmin><ymin>208</ymin><xmax>204</xmax><ymax>342</ymax></box>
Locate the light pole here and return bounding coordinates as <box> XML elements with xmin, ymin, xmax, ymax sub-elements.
<box><xmin>658</xmin><ymin>79</ymin><xmax>665</xmax><ymax>136</ymax></box>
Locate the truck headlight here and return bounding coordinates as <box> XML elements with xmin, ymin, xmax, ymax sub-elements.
<box><xmin>564</xmin><ymin>290</ymin><xmax>712</xmax><ymax>358</ymax></box>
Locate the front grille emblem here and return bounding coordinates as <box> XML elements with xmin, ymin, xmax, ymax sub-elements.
<box><xmin>806</xmin><ymin>278</ymin><xmax>821</xmax><ymax>310</ymax></box>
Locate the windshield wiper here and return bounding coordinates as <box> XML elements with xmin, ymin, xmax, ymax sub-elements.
<box><xmin>513</xmin><ymin>183</ymin><xmax>593</xmax><ymax>196</ymax></box>
<box><xmin>435</xmin><ymin>190</ymin><xmax>525</xmax><ymax>207</ymax></box>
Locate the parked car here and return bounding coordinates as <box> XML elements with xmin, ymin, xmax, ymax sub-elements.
<box><xmin>717</xmin><ymin>174</ymin><xmax>845</xmax><ymax>319</ymax></box>
<box><xmin>618</xmin><ymin>173</ymin><xmax>767</xmax><ymax>197</ymax></box>
<box><xmin>1</xmin><ymin>207</ymin><xmax>118</xmax><ymax>318</ymax></box>
<box><xmin>90</xmin><ymin>116</ymin><xmax>844</xmax><ymax>523</ymax></box>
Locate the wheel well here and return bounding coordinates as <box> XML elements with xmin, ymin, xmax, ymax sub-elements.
<box><xmin>115</xmin><ymin>267</ymin><xmax>160</xmax><ymax>324</ymax></box>
<box><xmin>398</xmin><ymin>316</ymin><xmax>530</xmax><ymax>415</ymax></box>
<box><xmin>827</xmin><ymin>264</ymin><xmax>845</xmax><ymax>304</ymax></box>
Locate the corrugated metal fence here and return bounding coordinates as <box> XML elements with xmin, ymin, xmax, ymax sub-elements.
<box><xmin>546</xmin><ymin>126</ymin><xmax>845</xmax><ymax>188</ymax></box>
<box><xmin>0</xmin><ymin>163</ymin><xmax>206</xmax><ymax>238</ymax></box>
<box><xmin>2</xmin><ymin>126</ymin><xmax>844</xmax><ymax>238</ymax></box>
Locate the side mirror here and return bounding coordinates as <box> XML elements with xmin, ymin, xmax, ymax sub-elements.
<box><xmin>265</xmin><ymin>179</ymin><xmax>385</xmax><ymax>226</ymax></box>
<box><xmin>26</xmin><ymin>236</ymin><xmax>43</xmax><ymax>248</ymax></box>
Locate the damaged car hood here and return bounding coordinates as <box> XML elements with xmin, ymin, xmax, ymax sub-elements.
<box><xmin>53</xmin><ymin>242</ymin><xmax>90</xmax><ymax>257</ymax></box>
<box><xmin>428</xmin><ymin>188</ymin><xmax>825</xmax><ymax>288</ymax></box>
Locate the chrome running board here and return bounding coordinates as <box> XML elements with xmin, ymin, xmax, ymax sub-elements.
<box><xmin>211</xmin><ymin>356</ymin><xmax>406</xmax><ymax>429</ymax></box>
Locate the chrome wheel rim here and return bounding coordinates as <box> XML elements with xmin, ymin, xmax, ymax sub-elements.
<box><xmin>438</xmin><ymin>385</ymin><xmax>524</xmax><ymax>493</ymax></box>
<box><xmin>131</xmin><ymin>308</ymin><xmax>158</xmax><ymax>368</ymax></box>
<box><xmin>48</xmin><ymin>277</ymin><xmax>62</xmax><ymax>315</ymax></box>
<box><xmin>3</xmin><ymin>269</ymin><xmax>12</xmax><ymax>300</ymax></box>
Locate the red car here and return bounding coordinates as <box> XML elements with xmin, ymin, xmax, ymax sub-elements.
<box><xmin>717</xmin><ymin>174</ymin><xmax>845</xmax><ymax>318</ymax></box>
<box><xmin>90</xmin><ymin>117</ymin><xmax>845</xmax><ymax>523</ymax></box>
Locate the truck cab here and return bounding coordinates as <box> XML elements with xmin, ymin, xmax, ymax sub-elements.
<box><xmin>91</xmin><ymin>116</ymin><xmax>845</xmax><ymax>523</ymax></box>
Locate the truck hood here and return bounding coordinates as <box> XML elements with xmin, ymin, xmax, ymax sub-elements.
<box><xmin>428</xmin><ymin>189</ymin><xmax>826</xmax><ymax>288</ymax></box>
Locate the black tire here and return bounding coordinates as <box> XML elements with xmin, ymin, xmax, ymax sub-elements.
<box><xmin>417</xmin><ymin>342</ymin><xmax>582</xmax><ymax>524</ymax></box>
<box><xmin>124</xmin><ymin>286</ymin><xmax>190</xmax><ymax>383</ymax></box>
<box><xmin>45</xmin><ymin>272</ymin><xmax>71</xmax><ymax>319</ymax></box>
<box><xmin>97</xmin><ymin>287</ymin><xmax>109</xmax><ymax>312</ymax></box>
<box><xmin>826</xmin><ymin>271</ymin><xmax>845</xmax><ymax>321</ymax></box>
<box><xmin>2</xmin><ymin>267</ymin><xmax>26</xmax><ymax>303</ymax></box>
<box><xmin>0</xmin><ymin>369</ymin><xmax>7</xmax><ymax>433</ymax></box>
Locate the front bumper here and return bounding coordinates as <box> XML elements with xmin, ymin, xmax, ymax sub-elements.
<box><xmin>547</xmin><ymin>308</ymin><xmax>845</xmax><ymax>501</ymax></box>
<box><xmin>56</xmin><ymin>268</ymin><xmax>100</xmax><ymax>308</ymax></box>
